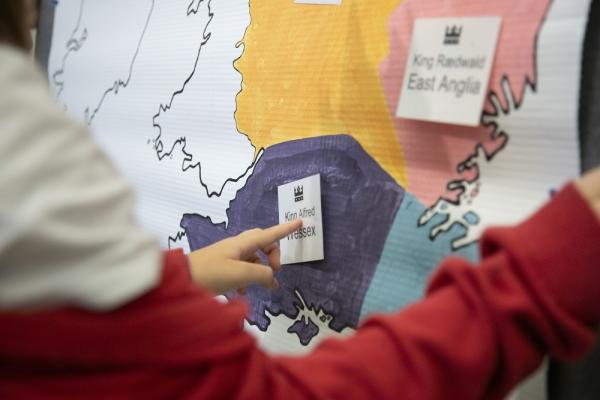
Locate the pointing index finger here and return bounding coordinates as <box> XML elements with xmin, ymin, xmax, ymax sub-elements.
<box><xmin>264</xmin><ymin>219</ymin><xmax>303</xmax><ymax>245</ymax></box>
<box><xmin>245</xmin><ymin>220</ymin><xmax>303</xmax><ymax>253</ymax></box>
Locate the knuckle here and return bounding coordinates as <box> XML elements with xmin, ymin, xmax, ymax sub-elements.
<box><xmin>243</xmin><ymin>228</ymin><xmax>262</xmax><ymax>237</ymax></box>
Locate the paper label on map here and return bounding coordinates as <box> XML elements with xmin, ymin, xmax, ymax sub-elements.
<box><xmin>294</xmin><ymin>0</ymin><xmax>342</xmax><ymax>5</ymax></box>
<box><xmin>396</xmin><ymin>17</ymin><xmax>502</xmax><ymax>126</ymax></box>
<box><xmin>278</xmin><ymin>174</ymin><xmax>324</xmax><ymax>264</ymax></box>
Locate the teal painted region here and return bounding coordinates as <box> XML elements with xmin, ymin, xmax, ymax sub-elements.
<box><xmin>359</xmin><ymin>193</ymin><xmax>479</xmax><ymax>320</ymax></box>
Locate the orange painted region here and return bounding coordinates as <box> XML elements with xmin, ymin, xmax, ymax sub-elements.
<box><xmin>236</xmin><ymin>0</ymin><xmax>407</xmax><ymax>187</ymax></box>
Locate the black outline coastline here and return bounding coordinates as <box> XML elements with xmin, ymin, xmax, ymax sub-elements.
<box><xmin>51</xmin><ymin>0</ymin><xmax>262</xmax><ymax>250</ymax></box>
<box><xmin>253</xmin><ymin>287</ymin><xmax>340</xmax><ymax>346</ymax></box>
<box><xmin>418</xmin><ymin>1</ymin><xmax>554</xmax><ymax>251</ymax></box>
<box><xmin>167</xmin><ymin>230</ymin><xmax>188</xmax><ymax>250</ymax></box>
<box><xmin>52</xmin><ymin>0</ymin><xmax>156</xmax><ymax>126</ymax></box>
<box><xmin>51</xmin><ymin>0</ymin><xmax>86</xmax><ymax>98</ymax></box>
<box><xmin>152</xmin><ymin>0</ymin><xmax>260</xmax><ymax>200</ymax></box>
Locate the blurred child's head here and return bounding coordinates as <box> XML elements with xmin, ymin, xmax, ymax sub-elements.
<box><xmin>0</xmin><ymin>0</ymin><xmax>39</xmax><ymax>51</ymax></box>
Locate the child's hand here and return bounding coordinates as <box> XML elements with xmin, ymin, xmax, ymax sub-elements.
<box><xmin>188</xmin><ymin>220</ymin><xmax>303</xmax><ymax>294</ymax></box>
<box><xmin>577</xmin><ymin>166</ymin><xmax>600</xmax><ymax>220</ymax></box>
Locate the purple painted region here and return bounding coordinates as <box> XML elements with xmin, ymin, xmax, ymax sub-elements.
<box><xmin>287</xmin><ymin>316</ymin><xmax>319</xmax><ymax>346</ymax></box>
<box><xmin>182</xmin><ymin>135</ymin><xmax>404</xmax><ymax>344</ymax></box>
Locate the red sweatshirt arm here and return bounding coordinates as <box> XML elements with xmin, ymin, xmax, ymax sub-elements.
<box><xmin>224</xmin><ymin>184</ymin><xmax>600</xmax><ymax>400</ymax></box>
<box><xmin>1</xmin><ymin>185</ymin><xmax>599</xmax><ymax>400</ymax></box>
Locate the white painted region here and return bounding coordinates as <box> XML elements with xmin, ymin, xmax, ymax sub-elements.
<box><xmin>48</xmin><ymin>0</ymin><xmax>256</xmax><ymax>249</ymax></box>
<box><xmin>50</xmin><ymin>0</ymin><xmax>156</xmax><ymax>124</ymax></box>
<box><xmin>154</xmin><ymin>0</ymin><xmax>255</xmax><ymax>194</ymax></box>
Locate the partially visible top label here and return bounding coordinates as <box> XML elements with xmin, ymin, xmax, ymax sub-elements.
<box><xmin>396</xmin><ymin>17</ymin><xmax>502</xmax><ymax>127</ymax></box>
<box><xmin>278</xmin><ymin>174</ymin><xmax>324</xmax><ymax>265</ymax></box>
<box><xmin>294</xmin><ymin>0</ymin><xmax>342</xmax><ymax>5</ymax></box>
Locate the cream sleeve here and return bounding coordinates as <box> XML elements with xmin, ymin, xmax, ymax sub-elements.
<box><xmin>0</xmin><ymin>45</ymin><xmax>162</xmax><ymax>311</ymax></box>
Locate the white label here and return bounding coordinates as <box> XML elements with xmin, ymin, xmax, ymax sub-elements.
<box><xmin>294</xmin><ymin>0</ymin><xmax>342</xmax><ymax>5</ymax></box>
<box><xmin>278</xmin><ymin>174</ymin><xmax>324</xmax><ymax>264</ymax></box>
<box><xmin>396</xmin><ymin>17</ymin><xmax>502</xmax><ymax>126</ymax></box>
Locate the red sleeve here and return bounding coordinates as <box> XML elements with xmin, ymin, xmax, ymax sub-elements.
<box><xmin>0</xmin><ymin>184</ymin><xmax>599</xmax><ymax>400</ymax></box>
<box><xmin>262</xmin><ymin>184</ymin><xmax>600</xmax><ymax>400</ymax></box>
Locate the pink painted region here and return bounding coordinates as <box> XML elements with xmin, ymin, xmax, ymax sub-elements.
<box><xmin>379</xmin><ymin>0</ymin><xmax>550</xmax><ymax>205</ymax></box>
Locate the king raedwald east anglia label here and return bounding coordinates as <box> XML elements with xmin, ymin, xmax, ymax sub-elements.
<box><xmin>396</xmin><ymin>17</ymin><xmax>502</xmax><ymax>126</ymax></box>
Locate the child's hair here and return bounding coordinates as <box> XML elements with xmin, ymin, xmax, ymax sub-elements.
<box><xmin>0</xmin><ymin>0</ymin><xmax>31</xmax><ymax>50</ymax></box>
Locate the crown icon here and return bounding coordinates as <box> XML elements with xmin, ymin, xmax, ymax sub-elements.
<box><xmin>294</xmin><ymin>185</ymin><xmax>304</xmax><ymax>202</ymax></box>
<box><xmin>444</xmin><ymin>25</ymin><xmax>462</xmax><ymax>45</ymax></box>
